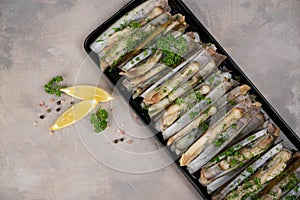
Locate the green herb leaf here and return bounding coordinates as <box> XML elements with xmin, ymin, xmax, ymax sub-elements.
<box><xmin>90</xmin><ymin>107</ymin><xmax>109</xmax><ymax>133</ymax></box>
<box><xmin>175</xmin><ymin>98</ymin><xmax>184</xmax><ymax>106</ymax></box>
<box><xmin>44</xmin><ymin>76</ymin><xmax>64</xmax><ymax>97</ymax></box>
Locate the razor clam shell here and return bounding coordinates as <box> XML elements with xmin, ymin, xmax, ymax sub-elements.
<box><xmin>262</xmin><ymin>170</ymin><xmax>300</xmax><ymax>200</ymax></box>
<box><xmin>169</xmin><ymin>93</ymin><xmax>250</xmax><ymax>151</ymax></box>
<box><xmin>162</xmin><ymin>80</ymin><xmax>236</xmax><ymax>140</ymax></box>
<box><xmin>172</xmin><ymin>123</ymin><xmax>209</xmax><ymax>155</ymax></box>
<box><xmin>281</xmin><ymin>183</ymin><xmax>300</xmax><ymax>200</ymax></box>
<box><xmin>180</xmin><ymin>99</ymin><xmax>254</xmax><ymax>167</ymax></box>
<box><xmin>91</xmin><ymin>0</ymin><xmax>169</xmax><ymax>53</ymax></box>
<box><xmin>99</xmin><ymin>16</ymin><xmax>173</xmax><ymax>71</ymax></box>
<box><xmin>121</xmin><ymin>49</ymin><xmax>154</xmax><ymax>71</ymax></box>
<box><xmin>140</xmin><ymin>46</ymin><xmax>204</xmax><ymax>98</ymax></box>
<box><xmin>130</xmin><ymin>63</ymin><xmax>168</xmax><ymax>88</ymax></box>
<box><xmin>187</xmin><ymin>32</ymin><xmax>201</xmax><ymax>43</ymax></box>
<box><xmin>206</xmin><ymin>128</ymin><xmax>269</xmax><ymax>169</ymax></box>
<box><xmin>257</xmin><ymin>153</ymin><xmax>300</xmax><ymax>198</ymax></box>
<box><xmin>121</xmin><ymin>50</ymin><xmax>162</xmax><ymax>77</ymax></box>
<box><xmin>225</xmin><ymin>149</ymin><xmax>291</xmax><ymax>200</ymax></box>
<box><xmin>168</xmin><ymin>86</ymin><xmax>247</xmax><ymax>147</ymax></box>
<box><xmin>132</xmin><ymin>68</ymin><xmax>171</xmax><ymax>99</ymax></box>
<box><xmin>148</xmin><ymin>69</ymin><xmax>225</xmax><ymax>118</ymax></box>
<box><xmin>148</xmin><ymin>81</ymin><xmax>208</xmax><ymax>118</ymax></box>
<box><xmin>207</xmin><ymin>90</ymin><xmax>251</xmax><ymax>128</ymax></box>
<box><xmin>171</xmin><ymin>100</ymin><xmax>243</xmax><ymax>156</ymax></box>
<box><xmin>187</xmin><ymin>106</ymin><xmax>260</xmax><ymax>174</ymax></box>
<box><xmin>206</xmin><ymin>129</ymin><xmax>269</xmax><ymax>194</ymax></box>
<box><xmin>211</xmin><ymin>143</ymin><xmax>284</xmax><ymax>200</ymax></box>
<box><xmin>201</xmin><ymin>132</ymin><xmax>275</xmax><ymax>186</ymax></box>
<box><xmin>168</xmin><ymin>106</ymin><xmax>218</xmax><ymax>147</ymax></box>
<box><xmin>155</xmin><ymin>70</ymin><xmax>230</xmax><ymax>129</ymax></box>
<box><xmin>143</xmin><ymin>60</ymin><xmax>202</xmax><ymax>105</ymax></box>
<box><xmin>229</xmin><ymin>112</ymin><xmax>266</xmax><ymax>145</ymax></box>
<box><xmin>121</xmin><ymin>28</ymin><xmax>195</xmax><ymax>72</ymax></box>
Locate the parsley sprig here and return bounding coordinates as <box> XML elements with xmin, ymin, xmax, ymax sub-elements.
<box><xmin>90</xmin><ymin>107</ymin><xmax>109</xmax><ymax>133</ymax></box>
<box><xmin>44</xmin><ymin>76</ymin><xmax>64</xmax><ymax>97</ymax></box>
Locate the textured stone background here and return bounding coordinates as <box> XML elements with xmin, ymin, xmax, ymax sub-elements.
<box><xmin>0</xmin><ymin>0</ymin><xmax>299</xmax><ymax>199</ymax></box>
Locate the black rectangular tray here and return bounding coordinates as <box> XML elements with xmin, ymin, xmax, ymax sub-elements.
<box><xmin>84</xmin><ymin>0</ymin><xmax>300</xmax><ymax>199</ymax></box>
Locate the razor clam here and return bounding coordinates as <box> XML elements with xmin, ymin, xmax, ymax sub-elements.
<box><xmin>281</xmin><ymin>183</ymin><xmax>300</xmax><ymax>200</ymax></box>
<box><xmin>168</xmin><ymin>106</ymin><xmax>218</xmax><ymax>146</ymax></box>
<box><xmin>160</xmin><ymin>84</ymin><xmax>250</xmax><ymax>133</ymax></box>
<box><xmin>187</xmin><ymin>32</ymin><xmax>201</xmax><ymax>43</ymax></box>
<box><xmin>143</xmin><ymin>60</ymin><xmax>202</xmax><ymax>105</ymax></box>
<box><xmin>118</xmin><ymin>15</ymin><xmax>187</xmax><ymax>70</ymax></box>
<box><xmin>149</xmin><ymin>70</ymin><xmax>226</xmax><ymax>119</ymax></box>
<box><xmin>99</xmin><ymin>14</ymin><xmax>174</xmax><ymax>71</ymax></box>
<box><xmin>206</xmin><ymin>128</ymin><xmax>269</xmax><ymax>194</ymax></box>
<box><xmin>132</xmin><ymin>68</ymin><xmax>170</xmax><ymax>98</ymax></box>
<box><xmin>162</xmin><ymin>80</ymin><xmax>237</xmax><ymax>140</ymax></box>
<box><xmin>187</xmin><ymin>106</ymin><xmax>261</xmax><ymax>174</ymax></box>
<box><xmin>148</xmin><ymin>81</ymin><xmax>211</xmax><ymax>118</ymax></box>
<box><xmin>98</xmin><ymin>11</ymin><xmax>170</xmax><ymax>58</ymax></box>
<box><xmin>100</xmin><ymin>13</ymin><xmax>186</xmax><ymax>71</ymax></box>
<box><xmin>147</xmin><ymin>50</ymin><xmax>227</xmax><ymax>116</ymax></box>
<box><xmin>127</xmin><ymin>32</ymin><xmax>200</xmax><ymax>88</ymax></box>
<box><xmin>211</xmin><ymin>143</ymin><xmax>284</xmax><ymax>200</ymax></box>
<box><xmin>90</xmin><ymin>0</ymin><xmax>169</xmax><ymax>53</ymax></box>
<box><xmin>139</xmin><ymin>45</ymin><xmax>204</xmax><ymax>98</ymax></box>
<box><xmin>170</xmin><ymin>99</ymin><xmax>242</xmax><ymax>156</ymax></box>
<box><xmin>130</xmin><ymin>63</ymin><xmax>169</xmax><ymax>88</ymax></box>
<box><xmin>258</xmin><ymin>153</ymin><xmax>300</xmax><ymax>199</ymax></box>
<box><xmin>229</xmin><ymin>113</ymin><xmax>267</xmax><ymax>146</ymax></box>
<box><xmin>120</xmin><ymin>28</ymin><xmax>189</xmax><ymax>72</ymax></box>
<box><xmin>225</xmin><ymin>149</ymin><xmax>291</xmax><ymax>200</ymax></box>
<box><xmin>200</xmin><ymin>125</ymin><xmax>280</xmax><ymax>186</ymax></box>
<box><xmin>100</xmin><ymin>7</ymin><xmax>165</xmax><ymax>52</ymax></box>
<box><xmin>120</xmin><ymin>50</ymin><xmax>163</xmax><ymax>78</ymax></box>
<box><xmin>167</xmin><ymin>87</ymin><xmax>249</xmax><ymax>147</ymax></box>
<box><xmin>262</xmin><ymin>170</ymin><xmax>300</xmax><ymax>200</ymax></box>
<box><xmin>180</xmin><ymin>99</ymin><xmax>254</xmax><ymax>166</ymax></box>
<box><xmin>171</xmin><ymin>117</ymin><xmax>214</xmax><ymax>155</ymax></box>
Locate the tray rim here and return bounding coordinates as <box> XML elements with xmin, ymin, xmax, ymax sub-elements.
<box><xmin>83</xmin><ymin>0</ymin><xmax>300</xmax><ymax>199</ymax></box>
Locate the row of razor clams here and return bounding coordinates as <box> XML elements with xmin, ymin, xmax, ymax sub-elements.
<box><xmin>90</xmin><ymin>0</ymin><xmax>300</xmax><ymax>199</ymax></box>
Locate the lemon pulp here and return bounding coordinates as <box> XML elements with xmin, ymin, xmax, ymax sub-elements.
<box><xmin>60</xmin><ymin>85</ymin><xmax>113</xmax><ymax>102</ymax></box>
<box><xmin>49</xmin><ymin>99</ymin><xmax>98</xmax><ymax>130</ymax></box>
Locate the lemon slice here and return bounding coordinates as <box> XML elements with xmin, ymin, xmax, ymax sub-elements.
<box><xmin>60</xmin><ymin>85</ymin><xmax>113</xmax><ymax>102</ymax></box>
<box><xmin>49</xmin><ymin>99</ymin><xmax>98</xmax><ymax>130</ymax></box>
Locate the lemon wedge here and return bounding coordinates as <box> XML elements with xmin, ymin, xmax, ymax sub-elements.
<box><xmin>60</xmin><ymin>85</ymin><xmax>113</xmax><ymax>102</ymax></box>
<box><xmin>49</xmin><ymin>99</ymin><xmax>98</xmax><ymax>130</ymax></box>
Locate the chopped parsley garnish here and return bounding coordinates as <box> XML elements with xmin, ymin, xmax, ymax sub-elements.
<box><xmin>205</xmin><ymin>97</ymin><xmax>212</xmax><ymax>104</ymax></box>
<box><xmin>280</xmin><ymin>173</ymin><xmax>299</xmax><ymax>192</ymax></box>
<box><xmin>112</xmin><ymin>20</ymin><xmax>142</xmax><ymax>32</ymax></box>
<box><xmin>235</xmin><ymin>75</ymin><xmax>241</xmax><ymax>81</ymax></box>
<box><xmin>44</xmin><ymin>76</ymin><xmax>64</xmax><ymax>97</ymax></box>
<box><xmin>247</xmin><ymin>135</ymin><xmax>257</xmax><ymax>141</ymax></box>
<box><xmin>246</xmin><ymin>167</ymin><xmax>255</xmax><ymax>174</ymax></box>
<box><xmin>209</xmin><ymin>76</ymin><xmax>215</xmax><ymax>85</ymax></box>
<box><xmin>229</xmin><ymin>99</ymin><xmax>237</xmax><ymax>105</ymax></box>
<box><xmin>154</xmin><ymin>33</ymin><xmax>187</xmax><ymax>67</ymax></box>
<box><xmin>96</xmin><ymin>39</ymin><xmax>104</xmax><ymax>42</ymax></box>
<box><xmin>231</xmin><ymin>123</ymin><xmax>237</xmax><ymax>129</ymax></box>
<box><xmin>196</xmin><ymin>91</ymin><xmax>204</xmax><ymax>102</ymax></box>
<box><xmin>201</xmin><ymin>121</ymin><xmax>209</xmax><ymax>131</ymax></box>
<box><xmin>90</xmin><ymin>107</ymin><xmax>109</xmax><ymax>133</ymax></box>
<box><xmin>214</xmin><ymin>134</ymin><xmax>226</xmax><ymax>147</ymax></box>
<box><xmin>189</xmin><ymin>111</ymin><xmax>198</xmax><ymax>119</ymax></box>
<box><xmin>175</xmin><ymin>98</ymin><xmax>184</xmax><ymax>106</ymax></box>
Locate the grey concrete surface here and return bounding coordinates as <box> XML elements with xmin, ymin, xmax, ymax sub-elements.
<box><xmin>0</xmin><ymin>0</ymin><xmax>299</xmax><ymax>199</ymax></box>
